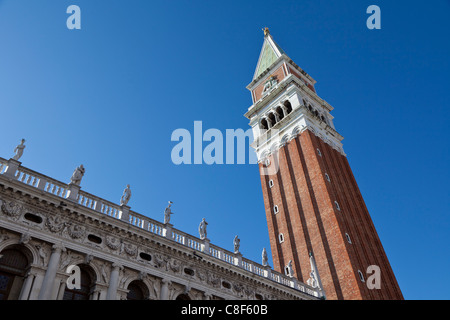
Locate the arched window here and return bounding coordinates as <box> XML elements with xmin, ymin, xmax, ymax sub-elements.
<box><xmin>278</xmin><ymin>233</ymin><xmax>285</xmax><ymax>243</ymax></box>
<box><xmin>358</xmin><ymin>270</ymin><xmax>365</xmax><ymax>282</ymax></box>
<box><xmin>345</xmin><ymin>233</ymin><xmax>352</xmax><ymax>244</ymax></box>
<box><xmin>63</xmin><ymin>265</ymin><xmax>95</xmax><ymax>300</ymax></box>
<box><xmin>275</xmin><ymin>106</ymin><xmax>285</xmax><ymax>121</ymax></box>
<box><xmin>268</xmin><ymin>113</ymin><xmax>276</xmax><ymax>127</ymax></box>
<box><xmin>126</xmin><ymin>280</ymin><xmax>148</xmax><ymax>300</ymax></box>
<box><xmin>273</xmin><ymin>205</ymin><xmax>279</xmax><ymax>214</ymax></box>
<box><xmin>284</xmin><ymin>100</ymin><xmax>293</xmax><ymax>114</ymax></box>
<box><xmin>335</xmin><ymin>201</ymin><xmax>341</xmax><ymax>211</ymax></box>
<box><xmin>317</xmin><ymin>148</ymin><xmax>322</xmax><ymax>157</ymax></box>
<box><xmin>0</xmin><ymin>246</ymin><xmax>32</xmax><ymax>300</ymax></box>
<box><xmin>260</xmin><ymin>118</ymin><xmax>268</xmax><ymax>131</ymax></box>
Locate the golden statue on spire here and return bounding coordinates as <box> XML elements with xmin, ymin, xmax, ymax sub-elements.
<box><xmin>262</xmin><ymin>27</ymin><xmax>270</xmax><ymax>37</ymax></box>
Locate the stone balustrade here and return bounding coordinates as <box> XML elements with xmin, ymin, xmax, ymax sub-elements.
<box><xmin>0</xmin><ymin>156</ymin><xmax>320</xmax><ymax>298</ymax></box>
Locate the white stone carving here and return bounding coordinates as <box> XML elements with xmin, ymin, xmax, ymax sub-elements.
<box><xmin>70</xmin><ymin>164</ymin><xmax>85</xmax><ymax>186</ymax></box>
<box><xmin>233</xmin><ymin>235</ymin><xmax>240</xmax><ymax>254</ymax></box>
<box><xmin>12</xmin><ymin>139</ymin><xmax>26</xmax><ymax>161</ymax></box>
<box><xmin>105</xmin><ymin>236</ymin><xmax>121</xmax><ymax>251</ymax></box>
<box><xmin>262</xmin><ymin>248</ymin><xmax>269</xmax><ymax>266</ymax></box>
<box><xmin>198</xmin><ymin>218</ymin><xmax>208</xmax><ymax>240</ymax></box>
<box><xmin>1</xmin><ymin>200</ymin><xmax>23</xmax><ymax>218</ymax></box>
<box><xmin>164</xmin><ymin>201</ymin><xmax>174</xmax><ymax>224</ymax></box>
<box><xmin>120</xmin><ymin>184</ymin><xmax>131</xmax><ymax>206</ymax></box>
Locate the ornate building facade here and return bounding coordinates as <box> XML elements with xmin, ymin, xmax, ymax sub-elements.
<box><xmin>0</xmin><ymin>154</ymin><xmax>321</xmax><ymax>300</ymax></box>
<box><xmin>245</xmin><ymin>29</ymin><xmax>403</xmax><ymax>300</ymax></box>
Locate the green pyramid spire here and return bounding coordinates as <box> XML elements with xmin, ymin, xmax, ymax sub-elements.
<box><xmin>253</xmin><ymin>29</ymin><xmax>286</xmax><ymax>80</ymax></box>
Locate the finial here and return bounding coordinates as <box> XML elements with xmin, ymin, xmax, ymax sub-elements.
<box><xmin>262</xmin><ymin>27</ymin><xmax>270</xmax><ymax>37</ymax></box>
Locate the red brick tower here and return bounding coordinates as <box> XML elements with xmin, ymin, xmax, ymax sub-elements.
<box><xmin>245</xmin><ymin>29</ymin><xmax>403</xmax><ymax>300</ymax></box>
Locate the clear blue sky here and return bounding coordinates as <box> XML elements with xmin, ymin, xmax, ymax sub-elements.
<box><xmin>0</xmin><ymin>0</ymin><xmax>449</xmax><ymax>300</ymax></box>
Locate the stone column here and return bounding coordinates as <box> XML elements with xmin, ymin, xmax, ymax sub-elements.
<box><xmin>160</xmin><ymin>279</ymin><xmax>170</xmax><ymax>300</ymax></box>
<box><xmin>38</xmin><ymin>244</ymin><xmax>65</xmax><ymax>300</ymax></box>
<box><xmin>28</xmin><ymin>272</ymin><xmax>44</xmax><ymax>300</ymax></box>
<box><xmin>56</xmin><ymin>279</ymin><xmax>66</xmax><ymax>300</ymax></box>
<box><xmin>106</xmin><ymin>263</ymin><xmax>122</xmax><ymax>300</ymax></box>
<box><xmin>18</xmin><ymin>271</ymin><xmax>35</xmax><ymax>300</ymax></box>
<box><xmin>3</xmin><ymin>159</ymin><xmax>20</xmax><ymax>179</ymax></box>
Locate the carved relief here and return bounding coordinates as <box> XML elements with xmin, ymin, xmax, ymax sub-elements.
<box><xmin>105</xmin><ymin>236</ymin><xmax>121</xmax><ymax>251</ymax></box>
<box><xmin>0</xmin><ymin>229</ymin><xmax>10</xmax><ymax>243</ymax></box>
<box><xmin>67</xmin><ymin>224</ymin><xmax>86</xmax><ymax>240</ymax></box>
<box><xmin>154</xmin><ymin>253</ymin><xmax>169</xmax><ymax>270</ymax></box>
<box><xmin>168</xmin><ymin>258</ymin><xmax>182</xmax><ymax>274</ymax></box>
<box><xmin>35</xmin><ymin>242</ymin><xmax>50</xmax><ymax>266</ymax></box>
<box><xmin>196</xmin><ymin>270</ymin><xmax>207</xmax><ymax>283</ymax></box>
<box><xmin>121</xmin><ymin>242</ymin><xmax>137</xmax><ymax>258</ymax></box>
<box><xmin>59</xmin><ymin>250</ymin><xmax>82</xmax><ymax>271</ymax></box>
<box><xmin>1</xmin><ymin>199</ymin><xmax>24</xmax><ymax>219</ymax></box>
<box><xmin>19</xmin><ymin>233</ymin><xmax>31</xmax><ymax>244</ymax></box>
<box><xmin>46</xmin><ymin>215</ymin><xmax>66</xmax><ymax>233</ymax></box>
<box><xmin>101</xmin><ymin>263</ymin><xmax>109</xmax><ymax>284</ymax></box>
<box><xmin>207</xmin><ymin>271</ymin><xmax>220</xmax><ymax>288</ymax></box>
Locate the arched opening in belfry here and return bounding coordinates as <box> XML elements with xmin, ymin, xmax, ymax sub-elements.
<box><xmin>268</xmin><ymin>113</ymin><xmax>276</xmax><ymax>127</ymax></box>
<box><xmin>0</xmin><ymin>245</ymin><xmax>32</xmax><ymax>300</ymax></box>
<box><xmin>260</xmin><ymin>118</ymin><xmax>269</xmax><ymax>130</ymax></box>
<box><xmin>284</xmin><ymin>100</ymin><xmax>293</xmax><ymax>114</ymax></box>
<box><xmin>275</xmin><ymin>106</ymin><xmax>285</xmax><ymax>121</ymax></box>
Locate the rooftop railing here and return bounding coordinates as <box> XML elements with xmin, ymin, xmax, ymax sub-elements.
<box><xmin>0</xmin><ymin>156</ymin><xmax>321</xmax><ymax>298</ymax></box>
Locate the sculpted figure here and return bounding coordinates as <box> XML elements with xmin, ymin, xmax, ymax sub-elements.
<box><xmin>12</xmin><ymin>139</ymin><xmax>26</xmax><ymax>161</ymax></box>
<box><xmin>164</xmin><ymin>201</ymin><xmax>174</xmax><ymax>224</ymax></box>
<box><xmin>262</xmin><ymin>248</ymin><xmax>269</xmax><ymax>266</ymax></box>
<box><xmin>233</xmin><ymin>235</ymin><xmax>240</xmax><ymax>254</ymax></box>
<box><xmin>198</xmin><ymin>218</ymin><xmax>208</xmax><ymax>240</ymax></box>
<box><xmin>120</xmin><ymin>184</ymin><xmax>131</xmax><ymax>206</ymax></box>
<box><xmin>70</xmin><ymin>165</ymin><xmax>85</xmax><ymax>185</ymax></box>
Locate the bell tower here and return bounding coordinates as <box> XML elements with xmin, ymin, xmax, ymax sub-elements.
<box><xmin>245</xmin><ymin>29</ymin><xmax>403</xmax><ymax>300</ymax></box>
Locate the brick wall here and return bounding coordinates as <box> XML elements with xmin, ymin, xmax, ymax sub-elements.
<box><xmin>259</xmin><ymin>129</ymin><xmax>403</xmax><ymax>300</ymax></box>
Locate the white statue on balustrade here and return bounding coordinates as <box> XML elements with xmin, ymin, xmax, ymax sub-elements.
<box><xmin>233</xmin><ymin>235</ymin><xmax>240</xmax><ymax>254</ymax></box>
<box><xmin>198</xmin><ymin>218</ymin><xmax>208</xmax><ymax>240</ymax></box>
<box><xmin>12</xmin><ymin>139</ymin><xmax>26</xmax><ymax>161</ymax></box>
<box><xmin>262</xmin><ymin>248</ymin><xmax>269</xmax><ymax>267</ymax></box>
<box><xmin>120</xmin><ymin>184</ymin><xmax>131</xmax><ymax>206</ymax></box>
<box><xmin>70</xmin><ymin>164</ymin><xmax>85</xmax><ymax>186</ymax></box>
<box><xmin>164</xmin><ymin>201</ymin><xmax>174</xmax><ymax>224</ymax></box>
